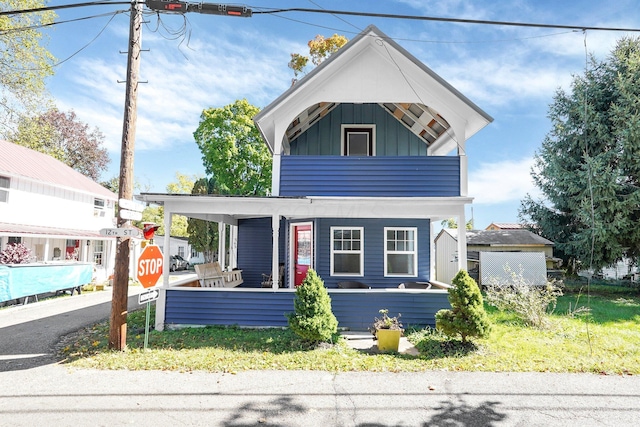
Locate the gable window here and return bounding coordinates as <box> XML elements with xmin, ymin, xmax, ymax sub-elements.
<box><xmin>0</xmin><ymin>176</ymin><xmax>9</xmax><ymax>203</ymax></box>
<box><xmin>331</xmin><ymin>227</ymin><xmax>364</xmax><ymax>276</ymax></box>
<box><xmin>384</xmin><ymin>227</ymin><xmax>417</xmax><ymax>276</ymax></box>
<box><xmin>342</xmin><ymin>125</ymin><xmax>374</xmax><ymax>156</ymax></box>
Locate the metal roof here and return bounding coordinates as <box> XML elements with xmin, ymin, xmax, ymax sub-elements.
<box><xmin>443</xmin><ymin>229</ymin><xmax>554</xmax><ymax>246</ymax></box>
<box><xmin>0</xmin><ymin>139</ymin><xmax>116</xmax><ymax>200</ymax></box>
<box><xmin>0</xmin><ymin>222</ymin><xmax>108</xmax><ymax>239</ymax></box>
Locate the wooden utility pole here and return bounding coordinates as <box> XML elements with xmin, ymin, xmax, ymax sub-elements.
<box><xmin>109</xmin><ymin>0</ymin><xmax>143</xmax><ymax>350</ymax></box>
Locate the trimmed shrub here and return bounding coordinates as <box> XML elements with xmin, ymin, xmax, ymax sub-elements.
<box><xmin>436</xmin><ymin>270</ymin><xmax>491</xmax><ymax>342</ymax></box>
<box><xmin>0</xmin><ymin>243</ymin><xmax>32</xmax><ymax>264</ymax></box>
<box><xmin>286</xmin><ymin>269</ymin><xmax>338</xmax><ymax>343</ymax></box>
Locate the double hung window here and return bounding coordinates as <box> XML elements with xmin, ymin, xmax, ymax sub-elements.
<box><xmin>331</xmin><ymin>227</ymin><xmax>364</xmax><ymax>276</ymax></box>
<box><xmin>384</xmin><ymin>227</ymin><xmax>417</xmax><ymax>276</ymax></box>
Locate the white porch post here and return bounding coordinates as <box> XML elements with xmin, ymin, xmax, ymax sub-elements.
<box><xmin>430</xmin><ymin>220</ymin><xmax>436</xmax><ymax>280</ymax></box>
<box><xmin>271</xmin><ymin>215</ymin><xmax>280</xmax><ymax>289</ymax></box>
<box><xmin>229</xmin><ymin>225</ymin><xmax>238</xmax><ymax>268</ymax></box>
<box><xmin>459</xmin><ymin>155</ymin><xmax>468</xmax><ymax>197</ymax></box>
<box><xmin>44</xmin><ymin>239</ymin><xmax>50</xmax><ymax>262</ymax></box>
<box><xmin>218</xmin><ymin>222</ymin><xmax>226</xmax><ymax>269</ymax></box>
<box><xmin>163</xmin><ymin>212</ymin><xmax>171</xmax><ymax>287</ymax></box>
<box><xmin>457</xmin><ymin>207</ymin><xmax>467</xmax><ymax>273</ymax></box>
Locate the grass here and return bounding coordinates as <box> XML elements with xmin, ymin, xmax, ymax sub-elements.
<box><xmin>58</xmin><ymin>285</ymin><xmax>640</xmax><ymax>374</ymax></box>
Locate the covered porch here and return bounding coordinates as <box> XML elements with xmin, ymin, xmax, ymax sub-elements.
<box><xmin>140</xmin><ymin>193</ymin><xmax>469</xmax><ymax>331</ymax></box>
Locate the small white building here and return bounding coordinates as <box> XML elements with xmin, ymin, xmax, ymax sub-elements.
<box><xmin>0</xmin><ymin>140</ymin><xmax>118</xmax><ymax>282</ymax></box>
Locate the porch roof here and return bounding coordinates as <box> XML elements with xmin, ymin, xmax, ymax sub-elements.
<box><xmin>0</xmin><ymin>221</ymin><xmax>107</xmax><ymax>239</ymax></box>
<box><xmin>139</xmin><ymin>193</ymin><xmax>473</xmax><ymax>225</ymax></box>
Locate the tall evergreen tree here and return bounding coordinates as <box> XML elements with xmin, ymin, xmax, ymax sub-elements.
<box><xmin>519</xmin><ymin>37</ymin><xmax>640</xmax><ymax>271</ymax></box>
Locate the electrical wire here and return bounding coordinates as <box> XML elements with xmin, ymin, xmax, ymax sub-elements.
<box><xmin>254</xmin><ymin>7</ymin><xmax>640</xmax><ymax>33</ymax></box>
<box><xmin>0</xmin><ymin>10</ymin><xmax>123</xmax><ymax>34</ymax></box>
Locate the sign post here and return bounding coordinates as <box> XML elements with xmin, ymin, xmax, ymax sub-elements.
<box><xmin>136</xmin><ymin>245</ymin><xmax>164</xmax><ymax>349</ymax></box>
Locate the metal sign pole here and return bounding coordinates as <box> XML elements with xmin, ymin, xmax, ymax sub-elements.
<box><xmin>144</xmin><ymin>301</ymin><xmax>151</xmax><ymax>350</ymax></box>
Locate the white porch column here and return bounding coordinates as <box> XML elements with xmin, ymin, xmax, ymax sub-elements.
<box><xmin>44</xmin><ymin>239</ymin><xmax>50</xmax><ymax>262</ymax></box>
<box><xmin>457</xmin><ymin>207</ymin><xmax>467</xmax><ymax>273</ymax></box>
<box><xmin>163</xmin><ymin>212</ymin><xmax>172</xmax><ymax>287</ymax></box>
<box><xmin>271</xmin><ymin>215</ymin><xmax>280</xmax><ymax>289</ymax></box>
<box><xmin>218</xmin><ymin>222</ymin><xmax>226</xmax><ymax>269</ymax></box>
<box><xmin>459</xmin><ymin>155</ymin><xmax>468</xmax><ymax>197</ymax></box>
<box><xmin>229</xmin><ymin>225</ymin><xmax>238</xmax><ymax>268</ymax></box>
<box><xmin>271</xmin><ymin>153</ymin><xmax>281</xmax><ymax>196</ymax></box>
<box><xmin>430</xmin><ymin>220</ymin><xmax>436</xmax><ymax>280</ymax></box>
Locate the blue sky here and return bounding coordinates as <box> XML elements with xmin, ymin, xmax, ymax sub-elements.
<box><xmin>42</xmin><ymin>0</ymin><xmax>640</xmax><ymax>228</ymax></box>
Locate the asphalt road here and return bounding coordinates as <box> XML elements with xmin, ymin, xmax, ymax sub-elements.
<box><xmin>1</xmin><ymin>284</ymin><xmax>639</xmax><ymax>426</ymax></box>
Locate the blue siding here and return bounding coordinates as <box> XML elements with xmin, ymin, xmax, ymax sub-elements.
<box><xmin>315</xmin><ymin>218</ymin><xmax>430</xmax><ymax>288</ymax></box>
<box><xmin>289</xmin><ymin>103</ymin><xmax>428</xmax><ymax>156</ymax></box>
<box><xmin>164</xmin><ymin>288</ymin><xmax>450</xmax><ymax>330</ymax></box>
<box><xmin>237</xmin><ymin>218</ymin><xmax>287</xmax><ymax>287</ymax></box>
<box><xmin>279</xmin><ymin>156</ymin><xmax>460</xmax><ymax>197</ymax></box>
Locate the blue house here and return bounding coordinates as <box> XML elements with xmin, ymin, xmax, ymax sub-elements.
<box><xmin>143</xmin><ymin>25</ymin><xmax>492</xmax><ymax>331</ymax></box>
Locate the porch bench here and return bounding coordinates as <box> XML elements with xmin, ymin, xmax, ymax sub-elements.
<box><xmin>194</xmin><ymin>262</ymin><xmax>243</xmax><ymax>288</ymax></box>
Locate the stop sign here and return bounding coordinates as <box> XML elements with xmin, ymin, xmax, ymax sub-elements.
<box><xmin>137</xmin><ymin>245</ymin><xmax>163</xmax><ymax>288</ymax></box>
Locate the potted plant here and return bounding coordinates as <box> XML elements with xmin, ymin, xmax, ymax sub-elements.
<box><xmin>369</xmin><ymin>309</ymin><xmax>403</xmax><ymax>352</ymax></box>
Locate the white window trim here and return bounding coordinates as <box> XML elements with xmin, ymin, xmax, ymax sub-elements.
<box><xmin>384</xmin><ymin>227</ymin><xmax>418</xmax><ymax>277</ymax></box>
<box><xmin>0</xmin><ymin>176</ymin><xmax>10</xmax><ymax>203</ymax></box>
<box><xmin>330</xmin><ymin>226</ymin><xmax>364</xmax><ymax>277</ymax></box>
<box><xmin>340</xmin><ymin>124</ymin><xmax>376</xmax><ymax>156</ymax></box>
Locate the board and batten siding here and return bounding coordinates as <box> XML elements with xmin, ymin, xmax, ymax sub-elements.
<box><xmin>315</xmin><ymin>218</ymin><xmax>430</xmax><ymax>289</ymax></box>
<box><xmin>279</xmin><ymin>156</ymin><xmax>460</xmax><ymax>197</ymax></box>
<box><xmin>288</xmin><ymin>103</ymin><xmax>428</xmax><ymax>156</ymax></box>
<box><xmin>163</xmin><ymin>288</ymin><xmax>450</xmax><ymax>330</ymax></box>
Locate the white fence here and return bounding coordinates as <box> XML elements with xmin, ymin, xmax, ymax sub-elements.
<box><xmin>480</xmin><ymin>252</ymin><xmax>547</xmax><ymax>286</ymax></box>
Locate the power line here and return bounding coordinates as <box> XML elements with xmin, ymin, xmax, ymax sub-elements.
<box><xmin>0</xmin><ymin>1</ymin><xmax>131</xmax><ymax>17</ymax></box>
<box><xmin>4</xmin><ymin>3</ymin><xmax>640</xmax><ymax>33</ymax></box>
<box><xmin>254</xmin><ymin>7</ymin><xmax>640</xmax><ymax>33</ymax></box>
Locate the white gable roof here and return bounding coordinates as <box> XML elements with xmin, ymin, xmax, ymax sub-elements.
<box><xmin>254</xmin><ymin>25</ymin><xmax>492</xmax><ymax>155</ymax></box>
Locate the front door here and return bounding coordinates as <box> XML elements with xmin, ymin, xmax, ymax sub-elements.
<box><xmin>293</xmin><ymin>224</ymin><xmax>312</xmax><ymax>287</ymax></box>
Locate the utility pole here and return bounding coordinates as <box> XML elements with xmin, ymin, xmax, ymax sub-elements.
<box><xmin>109</xmin><ymin>0</ymin><xmax>143</xmax><ymax>351</ymax></box>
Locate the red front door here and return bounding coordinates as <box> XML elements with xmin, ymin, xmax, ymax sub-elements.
<box><xmin>293</xmin><ymin>225</ymin><xmax>312</xmax><ymax>287</ymax></box>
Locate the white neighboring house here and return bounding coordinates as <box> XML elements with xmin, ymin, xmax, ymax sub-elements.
<box><xmin>0</xmin><ymin>140</ymin><xmax>118</xmax><ymax>282</ymax></box>
<box><xmin>152</xmin><ymin>235</ymin><xmax>202</xmax><ymax>266</ymax></box>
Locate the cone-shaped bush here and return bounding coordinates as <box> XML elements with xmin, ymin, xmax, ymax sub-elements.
<box><xmin>436</xmin><ymin>270</ymin><xmax>491</xmax><ymax>342</ymax></box>
<box><xmin>286</xmin><ymin>269</ymin><xmax>338</xmax><ymax>343</ymax></box>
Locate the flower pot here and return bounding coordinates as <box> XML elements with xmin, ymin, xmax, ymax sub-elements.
<box><xmin>375</xmin><ymin>329</ymin><xmax>402</xmax><ymax>352</ymax></box>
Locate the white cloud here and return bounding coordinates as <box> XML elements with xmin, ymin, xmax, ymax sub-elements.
<box><xmin>55</xmin><ymin>24</ymin><xmax>296</xmax><ymax>154</ymax></box>
<box><xmin>469</xmin><ymin>157</ymin><xmax>540</xmax><ymax>205</ymax></box>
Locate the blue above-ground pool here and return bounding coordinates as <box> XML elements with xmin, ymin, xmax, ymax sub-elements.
<box><xmin>0</xmin><ymin>263</ymin><xmax>93</xmax><ymax>303</ymax></box>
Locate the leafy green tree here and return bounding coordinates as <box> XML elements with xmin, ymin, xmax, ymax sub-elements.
<box><xmin>193</xmin><ymin>99</ymin><xmax>271</xmax><ymax>196</ymax></box>
<box><xmin>286</xmin><ymin>269</ymin><xmax>338</xmax><ymax>344</ymax></box>
<box><xmin>0</xmin><ymin>0</ymin><xmax>56</xmax><ymax>137</ymax></box>
<box><xmin>10</xmin><ymin>109</ymin><xmax>109</xmax><ymax>181</ymax></box>
<box><xmin>440</xmin><ymin>218</ymin><xmax>473</xmax><ymax>230</ymax></box>
<box><xmin>436</xmin><ymin>270</ymin><xmax>491</xmax><ymax>343</ymax></box>
<box><xmin>288</xmin><ymin>34</ymin><xmax>348</xmax><ymax>81</ymax></box>
<box><xmin>137</xmin><ymin>173</ymin><xmax>198</xmax><ymax>238</ymax></box>
<box><xmin>519</xmin><ymin>37</ymin><xmax>640</xmax><ymax>271</ymax></box>
<box><xmin>187</xmin><ymin>177</ymin><xmax>219</xmax><ymax>263</ymax></box>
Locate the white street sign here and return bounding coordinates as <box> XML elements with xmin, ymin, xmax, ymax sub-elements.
<box><xmin>139</xmin><ymin>288</ymin><xmax>160</xmax><ymax>305</ymax></box>
<box><xmin>99</xmin><ymin>228</ymin><xmax>141</xmax><ymax>238</ymax></box>
<box><xmin>119</xmin><ymin>209</ymin><xmax>143</xmax><ymax>221</ymax></box>
<box><xmin>119</xmin><ymin>198</ymin><xmax>146</xmax><ymax>212</ymax></box>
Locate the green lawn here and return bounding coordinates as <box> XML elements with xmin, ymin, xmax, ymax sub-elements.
<box><xmin>58</xmin><ymin>285</ymin><xmax>640</xmax><ymax>374</ymax></box>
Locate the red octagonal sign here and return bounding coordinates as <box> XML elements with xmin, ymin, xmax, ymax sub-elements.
<box><xmin>137</xmin><ymin>245</ymin><xmax>163</xmax><ymax>288</ymax></box>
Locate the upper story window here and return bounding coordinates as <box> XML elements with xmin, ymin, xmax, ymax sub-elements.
<box><xmin>384</xmin><ymin>227</ymin><xmax>417</xmax><ymax>277</ymax></box>
<box><xmin>342</xmin><ymin>125</ymin><xmax>375</xmax><ymax>156</ymax></box>
<box><xmin>0</xmin><ymin>176</ymin><xmax>10</xmax><ymax>203</ymax></box>
<box><xmin>94</xmin><ymin>198</ymin><xmax>106</xmax><ymax>217</ymax></box>
<box><xmin>331</xmin><ymin>226</ymin><xmax>364</xmax><ymax>276</ymax></box>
